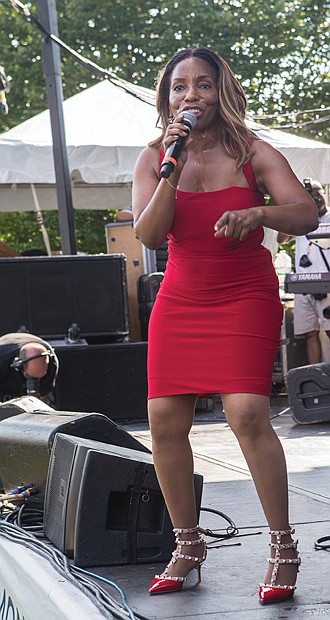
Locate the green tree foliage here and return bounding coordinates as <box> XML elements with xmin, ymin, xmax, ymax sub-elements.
<box><xmin>0</xmin><ymin>209</ymin><xmax>117</xmax><ymax>255</ymax></box>
<box><xmin>0</xmin><ymin>0</ymin><xmax>329</xmax><ymax>253</ymax></box>
<box><xmin>0</xmin><ymin>2</ymin><xmax>48</xmax><ymax>130</ymax></box>
<box><xmin>1</xmin><ymin>0</ymin><xmax>329</xmax><ymax>139</ymax></box>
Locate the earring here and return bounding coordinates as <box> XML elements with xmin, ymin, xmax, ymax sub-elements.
<box><xmin>168</xmin><ymin>115</ymin><xmax>174</xmax><ymax>124</ymax></box>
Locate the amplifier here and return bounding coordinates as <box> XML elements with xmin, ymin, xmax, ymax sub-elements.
<box><xmin>0</xmin><ymin>255</ymin><xmax>129</xmax><ymax>341</ymax></box>
<box><xmin>54</xmin><ymin>341</ymin><xmax>148</xmax><ymax>421</ymax></box>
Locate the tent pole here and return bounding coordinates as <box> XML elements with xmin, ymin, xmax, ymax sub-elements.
<box><xmin>30</xmin><ymin>183</ymin><xmax>52</xmax><ymax>256</ymax></box>
<box><xmin>36</xmin><ymin>0</ymin><xmax>76</xmax><ymax>255</ymax></box>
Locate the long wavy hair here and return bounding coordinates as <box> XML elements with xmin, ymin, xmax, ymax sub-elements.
<box><xmin>149</xmin><ymin>47</ymin><xmax>255</xmax><ymax>168</ymax></box>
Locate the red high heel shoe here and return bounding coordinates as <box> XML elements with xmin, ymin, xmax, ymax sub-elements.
<box><xmin>148</xmin><ymin>526</ymin><xmax>207</xmax><ymax>595</ymax></box>
<box><xmin>259</xmin><ymin>527</ymin><xmax>301</xmax><ymax>604</ymax></box>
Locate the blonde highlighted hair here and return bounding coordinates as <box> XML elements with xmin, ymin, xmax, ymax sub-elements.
<box><xmin>149</xmin><ymin>47</ymin><xmax>256</xmax><ymax>168</ymax></box>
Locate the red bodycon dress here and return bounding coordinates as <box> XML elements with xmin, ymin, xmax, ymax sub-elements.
<box><xmin>147</xmin><ymin>157</ymin><xmax>283</xmax><ymax>399</ymax></box>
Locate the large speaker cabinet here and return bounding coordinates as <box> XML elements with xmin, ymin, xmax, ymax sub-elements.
<box><xmin>44</xmin><ymin>433</ymin><xmax>204</xmax><ymax>567</ymax></box>
<box><xmin>54</xmin><ymin>341</ymin><xmax>148</xmax><ymax>421</ymax></box>
<box><xmin>0</xmin><ymin>255</ymin><xmax>129</xmax><ymax>341</ymax></box>
<box><xmin>0</xmin><ymin>400</ymin><xmax>149</xmax><ymax>505</ymax></box>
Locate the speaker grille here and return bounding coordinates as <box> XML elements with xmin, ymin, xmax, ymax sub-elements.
<box><xmin>54</xmin><ymin>342</ymin><xmax>148</xmax><ymax>420</ymax></box>
<box><xmin>74</xmin><ymin>448</ymin><xmax>175</xmax><ymax>566</ymax></box>
<box><xmin>44</xmin><ymin>434</ymin><xmax>77</xmax><ymax>554</ymax></box>
<box><xmin>0</xmin><ymin>255</ymin><xmax>129</xmax><ymax>339</ymax></box>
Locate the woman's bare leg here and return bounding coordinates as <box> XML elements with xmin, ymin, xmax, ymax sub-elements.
<box><xmin>221</xmin><ymin>393</ymin><xmax>298</xmax><ymax>586</ymax></box>
<box><xmin>148</xmin><ymin>394</ymin><xmax>204</xmax><ymax>577</ymax></box>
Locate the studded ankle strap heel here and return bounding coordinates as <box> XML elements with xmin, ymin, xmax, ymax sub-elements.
<box><xmin>148</xmin><ymin>526</ymin><xmax>207</xmax><ymax>595</ymax></box>
<box><xmin>259</xmin><ymin>527</ymin><xmax>301</xmax><ymax>604</ymax></box>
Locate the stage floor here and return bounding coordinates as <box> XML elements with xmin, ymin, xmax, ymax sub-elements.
<box><xmin>95</xmin><ymin>396</ymin><xmax>330</xmax><ymax>620</ymax></box>
<box><xmin>1</xmin><ymin>395</ymin><xmax>328</xmax><ymax>620</ymax></box>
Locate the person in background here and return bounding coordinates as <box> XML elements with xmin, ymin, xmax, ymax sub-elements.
<box><xmin>114</xmin><ymin>208</ymin><xmax>134</xmax><ymax>222</ymax></box>
<box><xmin>293</xmin><ymin>179</ymin><xmax>330</xmax><ymax>364</ymax></box>
<box><xmin>262</xmin><ymin>229</ymin><xmax>291</xmax><ymax>262</ymax></box>
<box><xmin>132</xmin><ymin>47</ymin><xmax>317</xmax><ymax>604</ymax></box>
<box><xmin>0</xmin><ymin>332</ymin><xmax>59</xmax><ymax>404</ymax></box>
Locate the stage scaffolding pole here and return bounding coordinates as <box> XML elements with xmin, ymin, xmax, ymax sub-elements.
<box><xmin>37</xmin><ymin>0</ymin><xmax>76</xmax><ymax>255</ymax></box>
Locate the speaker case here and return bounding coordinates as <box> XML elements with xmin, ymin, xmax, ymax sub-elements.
<box><xmin>0</xmin><ymin>404</ymin><xmax>149</xmax><ymax>504</ymax></box>
<box><xmin>285</xmin><ymin>362</ymin><xmax>330</xmax><ymax>424</ymax></box>
<box><xmin>138</xmin><ymin>272</ymin><xmax>164</xmax><ymax>341</ymax></box>
<box><xmin>0</xmin><ymin>254</ymin><xmax>129</xmax><ymax>340</ymax></box>
<box><xmin>44</xmin><ymin>433</ymin><xmax>204</xmax><ymax>568</ymax></box>
<box><xmin>54</xmin><ymin>341</ymin><xmax>148</xmax><ymax>421</ymax></box>
<box><xmin>105</xmin><ymin>222</ymin><xmax>145</xmax><ymax>342</ymax></box>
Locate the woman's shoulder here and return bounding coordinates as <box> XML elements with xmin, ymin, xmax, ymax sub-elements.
<box><xmin>249</xmin><ymin>137</ymin><xmax>292</xmax><ymax>170</ymax></box>
<box><xmin>250</xmin><ymin>137</ymin><xmax>277</xmax><ymax>157</ymax></box>
<box><xmin>134</xmin><ymin>144</ymin><xmax>161</xmax><ymax>174</ymax></box>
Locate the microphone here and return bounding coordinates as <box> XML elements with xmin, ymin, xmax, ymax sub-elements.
<box><xmin>25</xmin><ymin>375</ymin><xmax>41</xmax><ymax>397</ymax></box>
<box><xmin>160</xmin><ymin>111</ymin><xmax>197</xmax><ymax>178</ymax></box>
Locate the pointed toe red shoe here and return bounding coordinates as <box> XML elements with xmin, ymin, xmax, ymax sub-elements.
<box><xmin>148</xmin><ymin>526</ymin><xmax>206</xmax><ymax>595</ymax></box>
<box><xmin>259</xmin><ymin>584</ymin><xmax>295</xmax><ymax>604</ymax></box>
<box><xmin>148</xmin><ymin>569</ymin><xmax>200</xmax><ymax>595</ymax></box>
<box><xmin>259</xmin><ymin>527</ymin><xmax>301</xmax><ymax>605</ymax></box>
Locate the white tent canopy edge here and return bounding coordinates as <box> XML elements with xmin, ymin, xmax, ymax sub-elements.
<box><xmin>0</xmin><ymin>79</ymin><xmax>329</xmax><ymax>212</ymax></box>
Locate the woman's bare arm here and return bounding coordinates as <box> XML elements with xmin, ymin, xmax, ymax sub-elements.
<box><xmin>214</xmin><ymin>140</ymin><xmax>318</xmax><ymax>241</ymax></box>
<box><xmin>132</xmin><ymin>146</ymin><xmax>179</xmax><ymax>249</ymax></box>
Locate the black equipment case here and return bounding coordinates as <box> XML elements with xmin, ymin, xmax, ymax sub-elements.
<box><xmin>138</xmin><ymin>272</ymin><xmax>164</xmax><ymax>341</ymax></box>
<box><xmin>285</xmin><ymin>362</ymin><xmax>330</xmax><ymax>424</ymax></box>
<box><xmin>0</xmin><ymin>255</ymin><xmax>152</xmax><ymax>421</ymax></box>
<box><xmin>0</xmin><ymin>396</ymin><xmax>150</xmax><ymax>503</ymax></box>
<box><xmin>44</xmin><ymin>432</ymin><xmax>204</xmax><ymax>567</ymax></box>
<box><xmin>54</xmin><ymin>341</ymin><xmax>148</xmax><ymax>421</ymax></box>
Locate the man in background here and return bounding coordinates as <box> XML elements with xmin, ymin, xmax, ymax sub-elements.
<box><xmin>293</xmin><ymin>179</ymin><xmax>330</xmax><ymax>364</ymax></box>
<box><xmin>0</xmin><ymin>332</ymin><xmax>59</xmax><ymax>404</ymax></box>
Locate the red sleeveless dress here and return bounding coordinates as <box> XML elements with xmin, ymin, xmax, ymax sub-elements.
<box><xmin>148</xmin><ymin>158</ymin><xmax>283</xmax><ymax>398</ymax></box>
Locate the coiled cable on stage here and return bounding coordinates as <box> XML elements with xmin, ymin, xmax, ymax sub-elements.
<box><xmin>314</xmin><ymin>535</ymin><xmax>330</xmax><ymax>551</ymax></box>
<box><xmin>199</xmin><ymin>506</ymin><xmax>240</xmax><ymax>548</ymax></box>
<box><xmin>200</xmin><ymin>506</ymin><xmax>239</xmax><ymax>539</ymax></box>
<box><xmin>3</xmin><ymin>504</ymin><xmax>44</xmax><ymax>537</ymax></box>
<box><xmin>199</xmin><ymin>507</ymin><xmax>263</xmax><ymax>550</ymax></box>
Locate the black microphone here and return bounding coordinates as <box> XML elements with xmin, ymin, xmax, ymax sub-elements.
<box><xmin>25</xmin><ymin>375</ymin><xmax>41</xmax><ymax>397</ymax></box>
<box><xmin>160</xmin><ymin>111</ymin><xmax>197</xmax><ymax>178</ymax></box>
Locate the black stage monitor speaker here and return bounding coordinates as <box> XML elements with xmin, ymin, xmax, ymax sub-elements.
<box><xmin>44</xmin><ymin>433</ymin><xmax>204</xmax><ymax>567</ymax></box>
<box><xmin>0</xmin><ymin>400</ymin><xmax>150</xmax><ymax>505</ymax></box>
<box><xmin>285</xmin><ymin>362</ymin><xmax>330</xmax><ymax>424</ymax></box>
<box><xmin>54</xmin><ymin>341</ymin><xmax>148</xmax><ymax>421</ymax></box>
<box><xmin>0</xmin><ymin>255</ymin><xmax>129</xmax><ymax>340</ymax></box>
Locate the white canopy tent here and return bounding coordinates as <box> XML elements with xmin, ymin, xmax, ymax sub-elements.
<box><xmin>0</xmin><ymin>78</ymin><xmax>329</xmax><ymax>212</ymax></box>
<box><xmin>0</xmin><ymin>79</ymin><xmax>159</xmax><ymax>212</ymax></box>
